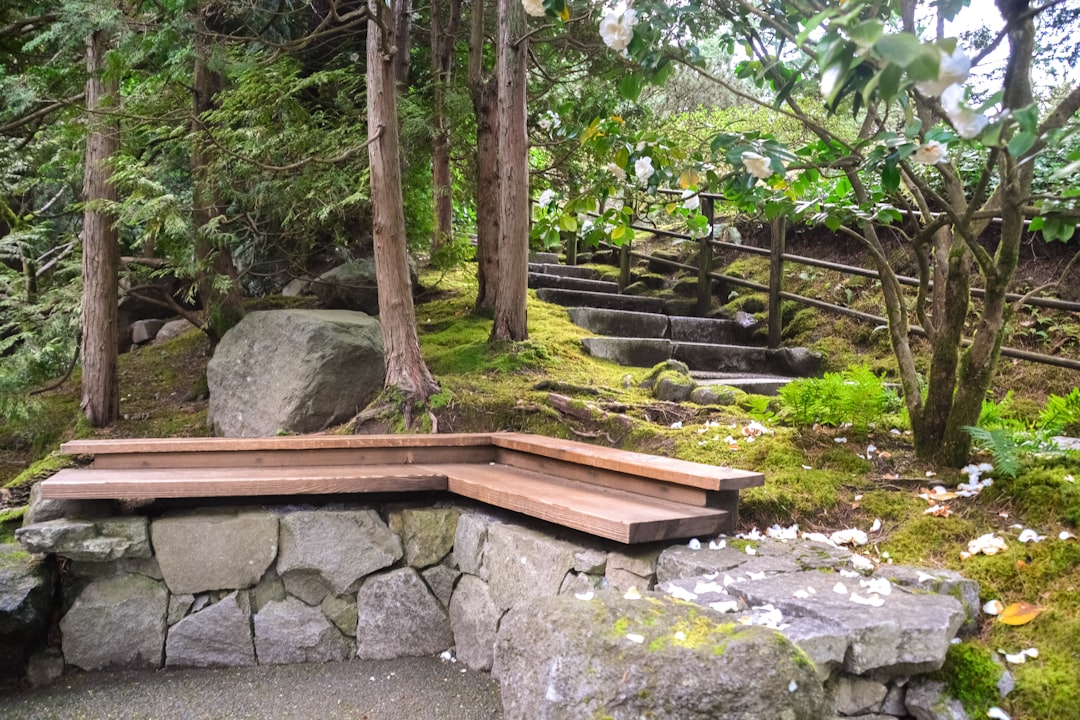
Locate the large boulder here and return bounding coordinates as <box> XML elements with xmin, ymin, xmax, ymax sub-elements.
<box><xmin>494</xmin><ymin>591</ymin><xmax>828</xmax><ymax>720</ymax></box>
<box><xmin>206</xmin><ymin>309</ymin><xmax>385</xmax><ymax>437</ymax></box>
<box><xmin>355</xmin><ymin>567</ymin><xmax>453</xmax><ymax>659</ymax></box>
<box><xmin>0</xmin><ymin>545</ymin><xmax>54</xmax><ymax>675</ymax></box>
<box><xmin>311</xmin><ymin>258</ymin><xmax>419</xmax><ymax>314</ymax></box>
<box><xmin>17</xmin><ymin>517</ymin><xmax>150</xmax><ymax>561</ymax></box>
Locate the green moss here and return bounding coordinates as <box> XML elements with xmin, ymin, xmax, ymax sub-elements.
<box><xmin>933</xmin><ymin>642</ymin><xmax>1004</xmax><ymax>718</ymax></box>
<box><xmin>4</xmin><ymin>453</ymin><xmax>73</xmax><ymax>490</ymax></box>
<box><xmin>0</xmin><ymin>506</ymin><xmax>27</xmax><ymax>543</ymax></box>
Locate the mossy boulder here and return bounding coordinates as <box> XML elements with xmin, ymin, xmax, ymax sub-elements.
<box><xmin>0</xmin><ymin>544</ymin><xmax>55</xmax><ymax>675</ymax></box>
<box><xmin>494</xmin><ymin>591</ymin><xmax>827</xmax><ymax>720</ymax></box>
<box><xmin>639</xmin><ymin>360</ymin><xmax>691</xmax><ymax>390</ymax></box>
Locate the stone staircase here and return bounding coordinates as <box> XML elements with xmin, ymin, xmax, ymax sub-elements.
<box><xmin>529</xmin><ymin>255</ymin><xmax>821</xmax><ymax>395</ymax></box>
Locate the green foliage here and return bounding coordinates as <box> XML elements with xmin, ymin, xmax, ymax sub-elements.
<box><xmin>1039</xmin><ymin>387</ymin><xmax>1080</xmax><ymax>436</ymax></box>
<box><xmin>966</xmin><ymin>388</ymin><xmax>1080</xmax><ymax>478</ymax></box>
<box><xmin>777</xmin><ymin>364</ymin><xmax>900</xmax><ymax>432</ymax></box>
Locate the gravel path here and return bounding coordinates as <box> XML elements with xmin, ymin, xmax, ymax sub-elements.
<box><xmin>0</xmin><ymin>657</ymin><xmax>503</xmax><ymax>720</ymax></box>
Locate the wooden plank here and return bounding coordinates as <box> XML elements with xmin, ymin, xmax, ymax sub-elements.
<box><xmin>494</xmin><ymin>448</ymin><xmax>709</xmax><ymax>507</ymax></box>
<box><xmin>442</xmin><ymin>464</ymin><xmax>727</xmax><ymax>544</ymax></box>
<box><xmin>60</xmin><ymin>433</ymin><xmax>495</xmax><ymax>456</ymax></box>
<box><xmin>84</xmin><ymin>446</ymin><xmax>495</xmax><ymax>470</ymax></box>
<box><xmin>40</xmin><ymin>465</ymin><xmax>449</xmax><ymax>500</ymax></box>
<box><xmin>490</xmin><ymin>433</ymin><xmax>764</xmax><ymax>491</ymax></box>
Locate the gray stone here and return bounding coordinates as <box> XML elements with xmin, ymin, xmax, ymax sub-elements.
<box><xmin>167</xmin><ymin>594</ymin><xmax>195</xmax><ymax>625</ymax></box>
<box><xmin>879</xmin><ymin>565</ymin><xmax>981</xmax><ymax>635</ymax></box>
<box><xmin>356</xmin><ymin>568</ymin><xmax>453</xmax><ymax>659</ymax></box>
<box><xmin>422</xmin><ymin>563</ymin><xmax>460</xmax><ymax>608</ymax></box>
<box><xmin>207</xmin><ymin>309</ymin><xmax>385</xmax><ymax>437</ymax></box>
<box><xmin>453</xmin><ymin>511</ymin><xmax>495</xmax><ymax>579</ymax></box>
<box><xmin>769</xmin><ymin>346</ymin><xmax>823</xmax><ymax>377</ymax></box>
<box><xmin>311</xmin><ymin>258</ymin><xmax>417</xmax><ymax>314</ymax></box>
<box><xmin>131</xmin><ymin>318</ymin><xmax>165</xmax><ymax>345</ymax></box>
<box><xmin>559</xmin><ymin>571</ymin><xmax>598</xmax><ymax>596</ymax></box>
<box><xmin>494</xmin><ymin>591</ymin><xmax>827</xmax><ymax>720</ymax></box>
<box><xmin>67</xmin><ymin>556</ymin><xmax>163</xmax><ymax>580</ymax></box>
<box><xmin>656</xmin><ymin>576</ymin><xmax>743</xmax><ymax>611</ymax></box>
<box><xmin>253</xmin><ymin>597</ymin><xmax>352</xmax><ymax>664</ymax></box>
<box><xmin>60</xmin><ymin>573</ymin><xmax>168</xmax><ymax>670</ymax></box>
<box><xmin>252</xmin><ymin>571</ymin><xmax>286</xmax><ymax>612</ymax></box>
<box><xmin>150</xmin><ymin>318</ymin><xmax>193</xmax><ymax>345</ymax></box>
<box><xmin>399</xmin><ymin>508</ymin><xmax>459</xmax><ymax>568</ymax></box>
<box><xmin>25</xmin><ymin>648</ymin><xmax>65</xmax><ymax>687</ymax></box>
<box><xmin>656</xmin><ymin>545</ymin><xmax>758</xmax><ymax>583</ymax></box>
<box><xmin>280</xmin><ymin>277</ymin><xmax>311</xmax><ymax>297</ymax></box>
<box><xmin>449</xmin><ymin>574</ymin><xmax>502</xmax><ymax>671</ymax></box>
<box><xmin>566</xmin><ymin>307</ymin><xmax>669</xmax><ymax>339</ymax></box>
<box><xmin>152</xmin><ymin>509</ymin><xmax>278</xmax><ymax>594</ymax></box>
<box><xmin>24</xmin><ymin>483</ymin><xmax>110</xmax><ymax>525</ymax></box>
<box><xmin>689</xmin><ymin>386</ymin><xmax>739</xmax><ymax>405</ymax></box>
<box><xmin>605</xmin><ymin>548</ymin><xmax>659</xmax><ymax>591</ymax></box>
<box><xmin>281</xmin><ymin>569</ymin><xmax>331</xmax><ymax>606</ymax></box>
<box><xmin>0</xmin><ymin>545</ymin><xmax>54</xmax><ymax>674</ymax></box>
<box><xmin>582</xmin><ymin>337</ymin><xmax>674</xmax><ymax>368</ymax></box>
<box><xmin>485</xmin><ymin>524</ymin><xmax>580</xmax><ymax>611</ymax></box>
<box><xmin>654</xmin><ymin>373</ymin><xmax>695</xmax><ymax>402</ymax></box>
<box><xmin>782</xmin><ymin>617</ymin><xmax>851</xmax><ymax>678</ymax></box>
<box><xmin>904</xmin><ymin>678</ymin><xmax>969</xmax><ymax>720</ymax></box>
<box><xmin>833</xmin><ymin>675</ymin><xmax>887</xmax><ymax>715</ymax></box>
<box><xmin>882</xmin><ymin>683</ymin><xmax>908</xmax><ymax>715</ymax></box>
<box><xmin>572</xmin><ymin>548</ymin><xmax>607</xmax><ymax>574</ymax></box>
<box><xmin>166</xmin><ymin>592</ymin><xmax>255</xmax><ymax>667</ymax></box>
<box><xmin>725</xmin><ymin>571</ymin><xmax>965</xmax><ymax>676</ymax></box>
<box><xmin>277</xmin><ymin>509</ymin><xmax>402</xmax><ymax>596</ymax></box>
<box><xmin>17</xmin><ymin>517</ymin><xmax>150</xmax><ymax>561</ymax></box>
<box><xmin>320</xmin><ymin>594</ymin><xmax>358</xmax><ymax>637</ymax></box>
<box><xmin>997</xmin><ymin>665</ymin><xmax>1015</xmax><ymax>698</ymax></box>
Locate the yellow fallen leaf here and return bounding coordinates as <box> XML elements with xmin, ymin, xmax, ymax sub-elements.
<box><xmin>998</xmin><ymin>602</ymin><xmax>1047</xmax><ymax>626</ymax></box>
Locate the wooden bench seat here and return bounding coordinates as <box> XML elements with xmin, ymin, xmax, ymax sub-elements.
<box><xmin>45</xmin><ymin>432</ymin><xmax>765</xmax><ymax>544</ymax></box>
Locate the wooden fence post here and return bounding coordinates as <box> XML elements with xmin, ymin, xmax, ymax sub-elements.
<box><xmin>562</xmin><ymin>231</ymin><xmax>577</xmax><ymax>266</ymax></box>
<box><xmin>768</xmin><ymin>216</ymin><xmax>787</xmax><ymax>349</ymax></box>
<box><xmin>697</xmin><ymin>195</ymin><xmax>715</xmax><ymax>316</ymax></box>
<box><xmin>619</xmin><ymin>240</ymin><xmax>631</xmax><ymax>291</ymax></box>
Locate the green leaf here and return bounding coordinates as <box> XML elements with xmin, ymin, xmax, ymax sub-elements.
<box><xmin>824</xmin><ymin>216</ymin><xmax>843</xmax><ymax>231</ymax></box>
<box><xmin>1012</xmin><ymin>103</ymin><xmax>1040</xmax><ymax>133</ymax></box>
<box><xmin>559</xmin><ymin>214</ymin><xmax>578</xmax><ymax>232</ymax></box>
<box><xmin>874</xmin><ymin>34</ymin><xmax>923</xmax><ymax>67</ymax></box>
<box><xmin>618</xmin><ymin>72</ymin><xmax>644</xmax><ymax>101</ymax></box>
<box><xmin>848</xmin><ymin>20</ymin><xmax>884</xmax><ymax>47</ymax></box>
<box><xmin>1028</xmin><ymin>216</ymin><xmax>1045</xmax><ymax>231</ymax></box>
<box><xmin>1007</xmin><ymin>131</ymin><xmax>1038</xmax><ymax>158</ymax></box>
<box><xmin>881</xmin><ymin>163</ymin><xmax>901</xmax><ymax>192</ymax></box>
<box><xmin>906</xmin><ymin>45</ymin><xmax>943</xmax><ymax>82</ymax></box>
<box><xmin>797</xmin><ymin>10</ymin><xmax>835</xmax><ymax>46</ymax></box>
<box><xmin>878</xmin><ymin>63</ymin><xmax>904</xmax><ymax>101</ymax></box>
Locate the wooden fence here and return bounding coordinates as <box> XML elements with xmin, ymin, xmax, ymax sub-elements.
<box><xmin>563</xmin><ymin>191</ymin><xmax>1080</xmax><ymax>372</ymax></box>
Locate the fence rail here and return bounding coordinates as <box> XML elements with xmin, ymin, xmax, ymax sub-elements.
<box><xmin>569</xmin><ymin>191</ymin><xmax>1080</xmax><ymax>372</ymax></box>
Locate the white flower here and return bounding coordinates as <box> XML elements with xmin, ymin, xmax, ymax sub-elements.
<box><xmin>604</xmin><ymin>162</ymin><xmax>626</xmax><ymax>181</ymax></box>
<box><xmin>681</xmin><ymin>189</ymin><xmax>699</xmax><ymax>210</ymax></box>
<box><xmin>830</xmin><ymin>528</ymin><xmax>868</xmax><ymax>546</ymax></box>
<box><xmin>599</xmin><ymin>9</ymin><xmax>637</xmax><ymax>52</ymax></box>
<box><xmin>967</xmin><ymin>532</ymin><xmax>1007</xmax><ymax>556</ymax></box>
<box><xmin>916</xmin><ymin>47</ymin><xmax>971</xmax><ymax>97</ymax></box>
<box><xmin>634</xmin><ymin>155</ymin><xmax>655</xmax><ymax>184</ymax></box>
<box><xmin>941</xmin><ymin>84</ymin><xmax>988</xmax><ymax>139</ymax></box>
<box><xmin>537</xmin><ymin>189</ymin><xmax>556</xmax><ymax>208</ymax></box>
<box><xmin>741</xmin><ymin>151</ymin><xmax>774</xmax><ymax>179</ymax></box>
<box><xmin>913</xmin><ymin>140</ymin><xmax>948</xmax><ymax>165</ymax></box>
<box><xmin>820</xmin><ymin>65</ymin><xmax>842</xmax><ymax>99</ymax></box>
<box><xmin>522</xmin><ymin>0</ymin><xmax>546</xmax><ymax>17</ymax></box>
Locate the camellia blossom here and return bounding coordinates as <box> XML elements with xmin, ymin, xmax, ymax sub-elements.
<box><xmin>941</xmin><ymin>84</ymin><xmax>988</xmax><ymax>139</ymax></box>
<box><xmin>605</xmin><ymin>162</ymin><xmax>626</xmax><ymax>181</ymax></box>
<box><xmin>537</xmin><ymin>189</ymin><xmax>556</xmax><ymax>208</ymax></box>
<box><xmin>634</xmin><ymin>155</ymin><xmax>655</xmax><ymax>184</ymax></box>
<box><xmin>741</xmin><ymin>151</ymin><xmax>775</xmax><ymax>179</ymax></box>
<box><xmin>916</xmin><ymin>47</ymin><xmax>971</xmax><ymax>97</ymax></box>
<box><xmin>681</xmin><ymin>189</ymin><xmax>700</xmax><ymax>210</ymax></box>
<box><xmin>820</xmin><ymin>65</ymin><xmax>842</xmax><ymax>99</ymax></box>
<box><xmin>599</xmin><ymin>9</ymin><xmax>637</xmax><ymax>52</ymax></box>
<box><xmin>521</xmin><ymin>0</ymin><xmax>546</xmax><ymax>16</ymax></box>
<box><xmin>913</xmin><ymin>140</ymin><xmax>948</xmax><ymax>165</ymax></box>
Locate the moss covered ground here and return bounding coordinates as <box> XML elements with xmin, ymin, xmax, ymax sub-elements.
<box><xmin>0</xmin><ymin>263</ymin><xmax>1077</xmax><ymax>718</ymax></box>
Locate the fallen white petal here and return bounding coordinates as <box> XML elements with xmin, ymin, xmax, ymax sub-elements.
<box><xmin>987</xmin><ymin>708</ymin><xmax>1011</xmax><ymax>720</ymax></box>
<box><xmin>1018</xmin><ymin>528</ymin><xmax>1046</xmax><ymax>543</ymax></box>
<box><xmin>839</xmin><ymin>569</ymin><xmax>861</xmax><ymax>578</ymax></box>
<box><xmin>869</xmin><ymin>518</ymin><xmax>882</xmax><ymax>533</ymax></box>
<box><xmin>710</xmin><ymin>600</ymin><xmax>739</xmax><ymax>613</ymax></box>
<box><xmin>833</xmin><ymin>582</ymin><xmax>848</xmax><ymax>594</ymax></box>
<box><xmin>709</xmin><ymin>539</ymin><xmax>727</xmax><ymax>550</ymax></box>
<box><xmin>673</xmin><ymin>631</ymin><xmax>687</xmax><ymax>641</ymax></box>
<box><xmin>1004</xmin><ymin>651</ymin><xmax>1027</xmax><ymax>665</ymax></box>
<box><xmin>1060</xmin><ymin>531</ymin><xmax>1077</xmax><ymax>541</ymax></box>
<box><xmin>575</xmin><ymin>591</ymin><xmax>595</xmax><ymax>601</ymax></box>
<box><xmin>801</xmin><ymin>464</ymin><xmax>813</xmax><ymax>470</ymax></box>
<box><xmin>693</xmin><ymin>581</ymin><xmax>726</xmax><ymax>595</ymax></box>
<box><xmin>860</xmin><ymin>577</ymin><xmax>892</xmax><ymax>596</ymax></box>
<box><xmin>745</xmin><ymin>546</ymin><xmax>757</xmax><ymax>556</ymax></box>
<box><xmin>834</xmin><ymin>437</ymin><xmax>848</xmax><ymax>443</ymax></box>
<box><xmin>1024</xmin><ymin>647</ymin><xmax>1039</xmax><ymax>658</ymax></box>
<box><xmin>830</xmin><ymin>528</ymin><xmax>869</xmax><ymax>546</ymax></box>
<box><xmin>624</xmin><ymin>587</ymin><xmax>642</xmax><ymax>600</ymax></box>
<box><xmin>626</xmin><ymin>633</ymin><xmax>645</xmax><ymax>644</ymax></box>
<box><xmin>850</xmin><ymin>554</ymin><xmax>875</xmax><ymax>571</ymax></box>
<box><xmin>983</xmin><ymin>599</ymin><xmax>1004</xmax><ymax>616</ymax></box>
<box><xmin>850</xmin><ymin>592</ymin><xmax>886</xmax><ymax>607</ymax></box>
<box><xmin>788</xmin><ymin>680</ymin><xmax>798</xmax><ymax>692</ymax></box>
<box><xmin>747</xmin><ymin>571</ymin><xmax>766</xmax><ymax>580</ymax></box>
<box><xmin>688</xmin><ymin>538</ymin><xmax>702</xmax><ymax>550</ymax></box>
<box><xmin>666</xmin><ymin>586</ymin><xmax>697</xmax><ymax>601</ymax></box>
<box><xmin>793</xmin><ymin>589</ymin><xmax>811</xmax><ymax>599</ymax></box>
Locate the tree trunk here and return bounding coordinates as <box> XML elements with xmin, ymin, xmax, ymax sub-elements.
<box><xmin>468</xmin><ymin>0</ymin><xmax>499</xmax><ymax>312</ymax></box>
<box><xmin>393</xmin><ymin>0</ymin><xmax>413</xmax><ymax>87</ymax></box>
<box><xmin>368</xmin><ymin>0</ymin><xmax>439</xmax><ymax>402</ymax></box>
<box><xmin>430</xmin><ymin>0</ymin><xmax>461</xmax><ymax>250</ymax></box>
<box><xmin>192</xmin><ymin>2</ymin><xmax>244</xmax><ymax>346</ymax></box>
<box><xmin>80</xmin><ymin>28</ymin><xmax>120</xmax><ymax>427</ymax></box>
<box><xmin>489</xmin><ymin>0</ymin><xmax>528</xmax><ymax>341</ymax></box>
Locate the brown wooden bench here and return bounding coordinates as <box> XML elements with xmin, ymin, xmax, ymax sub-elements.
<box><xmin>43</xmin><ymin>433</ymin><xmax>764</xmax><ymax>544</ymax></box>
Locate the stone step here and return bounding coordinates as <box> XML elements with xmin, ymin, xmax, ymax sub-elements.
<box><xmin>528</xmin><ymin>263</ymin><xmax>599</xmax><ymax>280</ymax></box>
<box><xmin>528</xmin><ymin>273</ymin><xmax>620</xmax><ymax>294</ymax></box>
<box><xmin>694</xmin><ymin>375</ymin><xmax>794</xmax><ymax>396</ymax></box>
<box><xmin>581</xmin><ymin>337</ymin><xmax>821</xmax><ymax>378</ymax></box>
<box><xmin>669</xmin><ymin>316</ymin><xmax>745</xmax><ymax>345</ymax></box>
<box><xmin>529</xmin><ymin>251</ymin><xmax>560</xmax><ymax>264</ymax></box>
<box><xmin>567</xmin><ymin>308</ymin><xmax>670</xmax><ymax>339</ymax></box>
<box><xmin>536</xmin><ymin>288</ymin><xmax>666</xmax><ymax>313</ymax></box>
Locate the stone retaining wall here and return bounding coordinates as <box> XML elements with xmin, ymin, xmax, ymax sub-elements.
<box><xmin>12</xmin><ymin>500</ymin><xmax>999</xmax><ymax>719</ymax></box>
